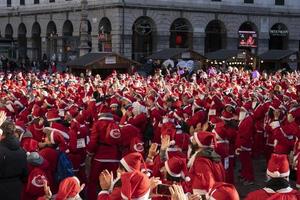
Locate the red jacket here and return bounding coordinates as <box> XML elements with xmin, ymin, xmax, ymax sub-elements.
<box><xmin>245</xmin><ymin>188</ymin><xmax>300</xmax><ymax>200</ymax></box>
<box><xmin>22</xmin><ymin>162</ymin><xmax>49</xmax><ymax>200</ymax></box>
<box><xmin>87</xmin><ymin>119</ymin><xmax>121</xmax><ymax>162</ymax></box>
<box><xmin>236</xmin><ymin>115</ymin><xmax>255</xmax><ymax>150</ymax></box>
<box><xmin>188</xmin><ymin>154</ymin><xmax>225</xmax><ymax>195</ymax></box>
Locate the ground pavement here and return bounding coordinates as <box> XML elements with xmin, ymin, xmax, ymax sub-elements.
<box><xmin>236</xmin><ymin>157</ymin><xmax>297</xmax><ymax>199</ymax></box>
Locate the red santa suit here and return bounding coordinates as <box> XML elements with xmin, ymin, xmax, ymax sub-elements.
<box><xmin>236</xmin><ymin>102</ymin><xmax>255</xmax><ymax>182</ymax></box>
<box><xmin>97</xmin><ymin>171</ymin><xmax>150</xmax><ymax>200</ymax></box>
<box><xmin>39</xmin><ymin>147</ymin><xmax>59</xmax><ymax>193</ymax></box>
<box><xmin>252</xmin><ymin>102</ymin><xmax>268</xmax><ymax>158</ymax></box>
<box><xmin>68</xmin><ymin>114</ymin><xmax>89</xmax><ymax>183</ymax></box>
<box><xmin>86</xmin><ymin>113</ymin><xmax>121</xmax><ymax>200</ymax></box>
<box><xmin>188</xmin><ymin>131</ymin><xmax>225</xmax><ymax>196</ymax></box>
<box><xmin>22</xmin><ymin>153</ymin><xmax>50</xmax><ymax>200</ymax></box>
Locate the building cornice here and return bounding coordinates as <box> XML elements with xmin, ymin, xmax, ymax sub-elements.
<box><xmin>1</xmin><ymin>2</ymin><xmax>300</xmax><ymax>18</ymax></box>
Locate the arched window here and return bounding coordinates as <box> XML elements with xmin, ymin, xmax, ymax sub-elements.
<box><xmin>169</xmin><ymin>18</ymin><xmax>193</xmax><ymax>49</ymax></box>
<box><xmin>98</xmin><ymin>17</ymin><xmax>112</xmax><ymax>52</ymax></box>
<box><xmin>32</xmin><ymin>22</ymin><xmax>41</xmax><ymax>60</ymax></box>
<box><xmin>205</xmin><ymin>20</ymin><xmax>227</xmax><ymax>53</ymax></box>
<box><xmin>132</xmin><ymin>16</ymin><xmax>156</xmax><ymax>62</ymax></box>
<box><xmin>269</xmin><ymin>23</ymin><xmax>289</xmax><ymax>50</ymax></box>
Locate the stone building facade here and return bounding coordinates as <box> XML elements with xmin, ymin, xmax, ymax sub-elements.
<box><xmin>0</xmin><ymin>0</ymin><xmax>299</xmax><ymax>62</ymax></box>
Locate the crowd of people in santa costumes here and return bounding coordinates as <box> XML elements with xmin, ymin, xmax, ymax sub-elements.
<box><xmin>1</xmin><ymin>67</ymin><xmax>300</xmax><ymax>200</ymax></box>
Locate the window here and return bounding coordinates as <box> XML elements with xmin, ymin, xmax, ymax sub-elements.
<box><xmin>20</xmin><ymin>0</ymin><xmax>25</xmax><ymax>5</ymax></box>
<box><xmin>7</xmin><ymin>0</ymin><xmax>11</xmax><ymax>7</ymax></box>
<box><xmin>34</xmin><ymin>0</ymin><xmax>39</xmax><ymax>4</ymax></box>
<box><xmin>49</xmin><ymin>0</ymin><xmax>55</xmax><ymax>2</ymax></box>
<box><xmin>244</xmin><ymin>0</ymin><xmax>254</xmax><ymax>3</ymax></box>
<box><xmin>275</xmin><ymin>0</ymin><xmax>284</xmax><ymax>5</ymax></box>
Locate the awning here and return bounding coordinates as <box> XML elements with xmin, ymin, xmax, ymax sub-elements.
<box><xmin>205</xmin><ymin>49</ymin><xmax>249</xmax><ymax>60</ymax></box>
<box><xmin>259</xmin><ymin>50</ymin><xmax>297</xmax><ymax>61</ymax></box>
<box><xmin>66</xmin><ymin>52</ymin><xmax>141</xmax><ymax>69</ymax></box>
<box><xmin>147</xmin><ymin>48</ymin><xmax>206</xmax><ymax>60</ymax></box>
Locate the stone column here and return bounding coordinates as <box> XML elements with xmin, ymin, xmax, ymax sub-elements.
<box><xmin>258</xmin><ymin>32</ymin><xmax>269</xmax><ymax>55</ymax></box>
<box><xmin>156</xmin><ymin>31</ymin><xmax>170</xmax><ymax>52</ymax></box>
<box><xmin>79</xmin><ymin>0</ymin><xmax>90</xmax><ymax>56</ymax></box>
<box><xmin>27</xmin><ymin>38</ymin><xmax>33</xmax><ymax>60</ymax></box>
<box><xmin>193</xmin><ymin>32</ymin><xmax>205</xmax><ymax>54</ymax></box>
<box><xmin>91</xmin><ymin>34</ymin><xmax>99</xmax><ymax>52</ymax></box>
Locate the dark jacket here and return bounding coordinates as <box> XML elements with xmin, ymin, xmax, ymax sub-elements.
<box><xmin>0</xmin><ymin>135</ymin><xmax>28</xmax><ymax>200</ymax></box>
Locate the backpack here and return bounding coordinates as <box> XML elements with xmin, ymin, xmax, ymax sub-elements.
<box><xmin>55</xmin><ymin>151</ymin><xmax>74</xmax><ymax>183</ymax></box>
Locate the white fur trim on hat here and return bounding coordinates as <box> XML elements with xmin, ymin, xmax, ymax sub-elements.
<box><xmin>0</xmin><ymin>128</ymin><xmax>3</xmax><ymax>136</ymax></box>
<box><xmin>121</xmin><ymin>189</ymin><xmax>150</xmax><ymax>200</ymax></box>
<box><xmin>193</xmin><ymin>132</ymin><xmax>213</xmax><ymax>148</ymax></box>
<box><xmin>267</xmin><ymin>169</ymin><xmax>290</xmax><ymax>178</ymax></box>
<box><xmin>120</xmin><ymin>158</ymin><xmax>133</xmax><ymax>172</ymax></box>
<box><xmin>15</xmin><ymin>125</ymin><xmax>25</xmax><ymax>133</ymax></box>
<box><xmin>164</xmin><ymin>161</ymin><xmax>181</xmax><ymax>178</ymax></box>
<box><xmin>50</xmin><ymin>131</ymin><xmax>55</xmax><ymax>144</ymax></box>
<box><xmin>44</xmin><ymin>127</ymin><xmax>70</xmax><ymax>140</ymax></box>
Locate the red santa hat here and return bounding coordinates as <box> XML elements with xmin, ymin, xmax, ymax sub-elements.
<box><xmin>120</xmin><ymin>152</ymin><xmax>146</xmax><ymax>172</ymax></box>
<box><xmin>45</xmin><ymin>109</ymin><xmax>61</xmax><ymax>122</ymax></box>
<box><xmin>164</xmin><ymin>157</ymin><xmax>190</xmax><ymax>181</ymax></box>
<box><xmin>156</xmin><ymin>97</ymin><xmax>165</xmax><ymax>110</ymax></box>
<box><xmin>48</xmin><ymin>131</ymin><xmax>69</xmax><ymax>153</ymax></box>
<box><xmin>55</xmin><ymin>177</ymin><xmax>81</xmax><ymax>200</ymax></box>
<box><xmin>221</xmin><ymin>110</ymin><xmax>234</xmax><ymax>121</ymax></box>
<box><xmin>289</xmin><ymin>107</ymin><xmax>300</xmax><ymax>119</ymax></box>
<box><xmin>44</xmin><ymin>97</ymin><xmax>55</xmax><ymax>107</ymax></box>
<box><xmin>122</xmin><ymin>94</ymin><xmax>135</xmax><ymax>104</ymax></box>
<box><xmin>31</xmin><ymin>105</ymin><xmax>42</xmax><ymax>119</ymax></box>
<box><xmin>15</xmin><ymin>120</ymin><xmax>26</xmax><ymax>133</ymax></box>
<box><xmin>241</xmin><ymin>101</ymin><xmax>252</xmax><ymax>112</ymax></box>
<box><xmin>267</xmin><ymin>153</ymin><xmax>290</xmax><ymax>178</ymax></box>
<box><xmin>193</xmin><ymin>131</ymin><xmax>216</xmax><ymax>148</ymax></box>
<box><xmin>208</xmin><ymin>182</ymin><xmax>239</xmax><ymax>200</ymax></box>
<box><xmin>121</xmin><ymin>171</ymin><xmax>150</xmax><ymax>200</ymax></box>
<box><xmin>160</xmin><ymin>122</ymin><xmax>176</xmax><ymax>145</ymax></box>
<box><xmin>66</xmin><ymin>106</ymin><xmax>79</xmax><ymax>118</ymax></box>
<box><xmin>110</xmin><ymin>98</ymin><xmax>119</xmax><ymax>108</ymax></box>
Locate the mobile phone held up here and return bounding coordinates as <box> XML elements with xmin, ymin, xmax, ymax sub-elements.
<box><xmin>154</xmin><ymin>184</ymin><xmax>171</xmax><ymax>197</ymax></box>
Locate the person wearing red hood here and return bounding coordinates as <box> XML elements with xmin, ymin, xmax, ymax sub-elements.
<box><xmin>245</xmin><ymin>154</ymin><xmax>300</xmax><ymax>200</ymax></box>
<box><xmin>98</xmin><ymin>170</ymin><xmax>151</xmax><ymax>200</ymax></box>
<box><xmin>68</xmin><ymin>113</ymin><xmax>90</xmax><ymax>183</ymax></box>
<box><xmin>235</xmin><ymin>101</ymin><xmax>255</xmax><ymax>185</ymax></box>
<box><xmin>39</xmin><ymin>130</ymin><xmax>69</xmax><ymax>193</ymax></box>
<box><xmin>86</xmin><ymin>112</ymin><xmax>121</xmax><ymax>200</ymax></box>
<box><xmin>97</xmin><ymin>152</ymin><xmax>153</xmax><ymax>200</ymax></box>
<box><xmin>188</xmin><ymin>131</ymin><xmax>225</xmax><ymax>198</ymax></box>
<box><xmin>213</xmin><ymin>109</ymin><xmax>238</xmax><ymax>184</ymax></box>
<box><xmin>22</xmin><ymin>152</ymin><xmax>50</xmax><ymax>200</ymax></box>
<box><xmin>38</xmin><ymin>176</ymin><xmax>85</xmax><ymax>200</ymax></box>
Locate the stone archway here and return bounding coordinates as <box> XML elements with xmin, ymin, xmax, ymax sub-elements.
<box><xmin>98</xmin><ymin>17</ymin><xmax>112</xmax><ymax>52</ymax></box>
<box><xmin>46</xmin><ymin>21</ymin><xmax>57</xmax><ymax>60</ymax></box>
<box><xmin>169</xmin><ymin>18</ymin><xmax>193</xmax><ymax>49</ymax></box>
<box><xmin>205</xmin><ymin>20</ymin><xmax>227</xmax><ymax>53</ymax></box>
<box><xmin>62</xmin><ymin>20</ymin><xmax>75</xmax><ymax>61</ymax></box>
<box><xmin>132</xmin><ymin>16</ymin><xmax>156</xmax><ymax>62</ymax></box>
<box><xmin>238</xmin><ymin>21</ymin><xmax>258</xmax><ymax>52</ymax></box>
<box><xmin>18</xmin><ymin>23</ymin><xmax>27</xmax><ymax>60</ymax></box>
<box><xmin>5</xmin><ymin>24</ymin><xmax>13</xmax><ymax>39</ymax></box>
<box><xmin>269</xmin><ymin>23</ymin><xmax>289</xmax><ymax>50</ymax></box>
<box><xmin>32</xmin><ymin>22</ymin><xmax>41</xmax><ymax>61</ymax></box>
